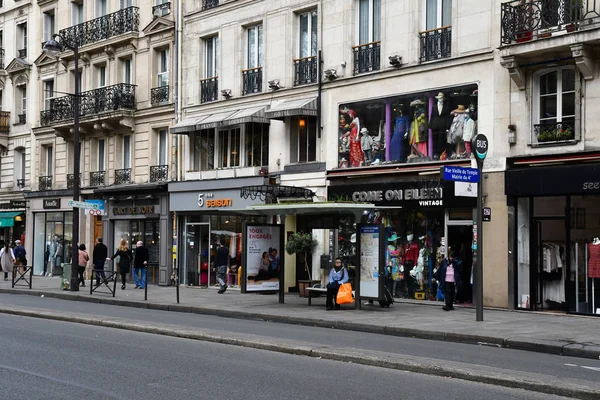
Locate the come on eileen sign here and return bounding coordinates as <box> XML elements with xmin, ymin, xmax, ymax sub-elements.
<box><xmin>442</xmin><ymin>166</ymin><xmax>480</xmax><ymax>183</ymax></box>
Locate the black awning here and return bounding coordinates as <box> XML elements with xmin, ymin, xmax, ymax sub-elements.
<box><xmin>240</xmin><ymin>185</ymin><xmax>315</xmax><ymax>201</ymax></box>
<box><xmin>505</xmin><ymin>163</ymin><xmax>600</xmax><ymax>197</ymax></box>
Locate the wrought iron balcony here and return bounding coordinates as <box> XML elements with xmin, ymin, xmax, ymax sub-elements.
<box><xmin>89</xmin><ymin>171</ymin><xmax>105</xmax><ymax>187</ymax></box>
<box><xmin>18</xmin><ymin>48</ymin><xmax>26</xmax><ymax>58</ymax></box>
<box><xmin>202</xmin><ymin>0</ymin><xmax>219</xmax><ymax>10</ymax></box>
<box><xmin>0</xmin><ymin>111</ymin><xmax>10</xmax><ymax>133</ymax></box>
<box><xmin>38</xmin><ymin>176</ymin><xmax>53</xmax><ymax>191</ymax></box>
<box><xmin>40</xmin><ymin>83</ymin><xmax>136</xmax><ymax>126</ymax></box>
<box><xmin>294</xmin><ymin>56</ymin><xmax>318</xmax><ymax>86</ymax></box>
<box><xmin>16</xmin><ymin>179</ymin><xmax>25</xmax><ymax>189</ymax></box>
<box><xmin>201</xmin><ymin>77</ymin><xmax>218</xmax><ymax>103</ymax></box>
<box><xmin>242</xmin><ymin>68</ymin><xmax>262</xmax><ymax>95</ymax></box>
<box><xmin>59</xmin><ymin>6</ymin><xmax>140</xmax><ymax>49</ymax></box>
<box><xmin>534</xmin><ymin>120</ymin><xmax>577</xmax><ymax>144</ymax></box>
<box><xmin>17</xmin><ymin>113</ymin><xmax>26</xmax><ymax>124</ymax></box>
<box><xmin>67</xmin><ymin>173</ymin><xmax>81</xmax><ymax>189</ymax></box>
<box><xmin>151</xmin><ymin>86</ymin><xmax>169</xmax><ymax>106</ymax></box>
<box><xmin>152</xmin><ymin>2</ymin><xmax>171</xmax><ymax>18</ymax></box>
<box><xmin>501</xmin><ymin>0</ymin><xmax>595</xmax><ymax>44</ymax></box>
<box><xmin>419</xmin><ymin>26</ymin><xmax>452</xmax><ymax>63</ymax></box>
<box><xmin>150</xmin><ymin>165</ymin><xmax>168</xmax><ymax>182</ymax></box>
<box><xmin>352</xmin><ymin>42</ymin><xmax>381</xmax><ymax>75</ymax></box>
<box><xmin>114</xmin><ymin>168</ymin><xmax>131</xmax><ymax>185</ymax></box>
<box><xmin>0</xmin><ymin>48</ymin><xmax>4</xmax><ymax>69</ymax></box>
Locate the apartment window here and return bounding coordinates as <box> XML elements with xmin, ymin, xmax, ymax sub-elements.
<box><xmin>98</xmin><ymin>139</ymin><xmax>105</xmax><ymax>171</ymax></box>
<box><xmin>71</xmin><ymin>1</ymin><xmax>84</xmax><ymax>26</ymax></box>
<box><xmin>158</xmin><ymin>129</ymin><xmax>168</xmax><ymax>166</ymax></box>
<box><xmin>18</xmin><ymin>23</ymin><xmax>27</xmax><ymax>53</ymax></box>
<box><xmin>120</xmin><ymin>0</ymin><xmax>133</xmax><ymax>9</ymax></box>
<box><xmin>43</xmin><ymin>79</ymin><xmax>54</xmax><ymax>110</ymax></box>
<box><xmin>218</xmin><ymin>128</ymin><xmax>241</xmax><ymax>168</ymax></box>
<box><xmin>420</xmin><ymin>0</ymin><xmax>452</xmax><ymax>62</ymax></box>
<box><xmin>123</xmin><ymin>135</ymin><xmax>131</xmax><ymax>169</ymax></box>
<box><xmin>43</xmin><ymin>11</ymin><xmax>56</xmax><ymax>43</ymax></box>
<box><xmin>17</xmin><ymin>85</ymin><xmax>26</xmax><ymax>122</ymax></box>
<box><xmin>426</xmin><ymin>0</ymin><xmax>451</xmax><ymax>30</ymax></box>
<box><xmin>96</xmin><ymin>0</ymin><xmax>107</xmax><ymax>17</ymax></box>
<box><xmin>247</xmin><ymin>25</ymin><xmax>263</xmax><ymax>69</ymax></box>
<box><xmin>533</xmin><ymin>67</ymin><xmax>579</xmax><ymax>143</ymax></box>
<box><xmin>123</xmin><ymin>59</ymin><xmax>132</xmax><ymax>84</ymax></box>
<box><xmin>290</xmin><ymin>117</ymin><xmax>317</xmax><ymax>164</ymax></box>
<box><xmin>157</xmin><ymin>49</ymin><xmax>169</xmax><ymax>87</ymax></box>
<box><xmin>15</xmin><ymin>148</ymin><xmax>25</xmax><ymax>181</ymax></box>
<box><xmin>299</xmin><ymin>11</ymin><xmax>317</xmax><ymax>58</ymax></box>
<box><xmin>358</xmin><ymin>0</ymin><xmax>380</xmax><ymax>45</ymax></box>
<box><xmin>97</xmin><ymin>65</ymin><xmax>106</xmax><ymax>88</ymax></box>
<box><xmin>205</xmin><ymin>37</ymin><xmax>219</xmax><ymax>78</ymax></box>
<box><xmin>44</xmin><ymin>146</ymin><xmax>53</xmax><ymax>176</ymax></box>
<box><xmin>192</xmin><ymin>129</ymin><xmax>215</xmax><ymax>171</ymax></box>
<box><xmin>245</xmin><ymin>123</ymin><xmax>268</xmax><ymax>167</ymax></box>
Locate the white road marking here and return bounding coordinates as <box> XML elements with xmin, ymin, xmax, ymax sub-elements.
<box><xmin>564</xmin><ymin>363</ymin><xmax>578</xmax><ymax>367</ymax></box>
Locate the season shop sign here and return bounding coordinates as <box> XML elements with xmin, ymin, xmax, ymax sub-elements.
<box><xmin>197</xmin><ymin>193</ymin><xmax>233</xmax><ymax>208</ymax></box>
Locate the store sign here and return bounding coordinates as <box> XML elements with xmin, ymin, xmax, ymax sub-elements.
<box><xmin>506</xmin><ymin>164</ymin><xmax>600</xmax><ymax>197</ymax></box>
<box><xmin>10</xmin><ymin>200</ymin><xmax>26</xmax><ymax>208</ymax></box>
<box><xmin>112</xmin><ymin>205</ymin><xmax>156</xmax><ymax>215</ymax></box>
<box><xmin>197</xmin><ymin>193</ymin><xmax>233</xmax><ymax>208</ymax></box>
<box><xmin>43</xmin><ymin>199</ymin><xmax>61</xmax><ymax>209</ymax></box>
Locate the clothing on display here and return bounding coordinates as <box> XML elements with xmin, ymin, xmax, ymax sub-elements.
<box><xmin>589</xmin><ymin>239</ymin><xmax>600</xmax><ymax>278</ymax></box>
<box><xmin>409</xmin><ymin>101</ymin><xmax>428</xmax><ymax>158</ymax></box>
<box><xmin>463</xmin><ymin>112</ymin><xmax>476</xmax><ymax>157</ymax></box>
<box><xmin>429</xmin><ymin>93</ymin><xmax>453</xmax><ymax>158</ymax></box>
<box><xmin>542</xmin><ymin>243</ymin><xmax>566</xmax><ymax>304</ymax></box>
<box><xmin>390</xmin><ymin>115</ymin><xmax>408</xmax><ymax>162</ymax></box>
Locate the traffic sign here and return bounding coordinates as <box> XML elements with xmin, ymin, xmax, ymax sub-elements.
<box><xmin>474</xmin><ymin>134</ymin><xmax>489</xmax><ymax>161</ymax></box>
<box><xmin>67</xmin><ymin>200</ymin><xmax>99</xmax><ymax>210</ymax></box>
<box><xmin>483</xmin><ymin>207</ymin><xmax>491</xmax><ymax>222</ymax></box>
<box><xmin>441</xmin><ymin>166</ymin><xmax>480</xmax><ymax>183</ymax></box>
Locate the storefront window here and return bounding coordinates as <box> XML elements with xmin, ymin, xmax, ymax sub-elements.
<box><xmin>33</xmin><ymin>211</ymin><xmax>73</xmax><ymax>276</ymax></box>
<box><xmin>337</xmin><ymin>84</ymin><xmax>478</xmax><ymax>168</ymax></box>
<box><xmin>290</xmin><ymin>116</ymin><xmax>317</xmax><ymax>164</ymax></box>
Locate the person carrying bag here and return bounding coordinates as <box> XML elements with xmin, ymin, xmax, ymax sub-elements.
<box><xmin>326</xmin><ymin>257</ymin><xmax>349</xmax><ymax>311</ymax></box>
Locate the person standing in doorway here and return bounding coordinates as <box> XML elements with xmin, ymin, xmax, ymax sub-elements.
<box><xmin>108</xmin><ymin>239</ymin><xmax>132</xmax><ymax>290</ymax></box>
<box><xmin>78</xmin><ymin>244</ymin><xmax>89</xmax><ymax>287</ymax></box>
<box><xmin>0</xmin><ymin>242</ymin><xmax>15</xmax><ymax>281</ymax></box>
<box><xmin>434</xmin><ymin>251</ymin><xmax>462</xmax><ymax>311</ymax></box>
<box><xmin>93</xmin><ymin>237</ymin><xmax>108</xmax><ymax>286</ymax></box>
<box><xmin>133</xmin><ymin>241</ymin><xmax>149</xmax><ymax>289</ymax></box>
<box><xmin>214</xmin><ymin>239</ymin><xmax>229</xmax><ymax>294</ymax></box>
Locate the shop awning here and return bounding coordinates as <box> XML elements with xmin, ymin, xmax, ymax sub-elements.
<box><xmin>195</xmin><ymin>110</ymin><xmax>239</xmax><ymax>130</ymax></box>
<box><xmin>265</xmin><ymin>97</ymin><xmax>317</xmax><ymax>120</ymax></box>
<box><xmin>170</xmin><ymin>116</ymin><xmax>207</xmax><ymax>135</ymax></box>
<box><xmin>230</xmin><ymin>203</ymin><xmax>377</xmax><ymax>217</ymax></box>
<box><xmin>0</xmin><ymin>211</ymin><xmax>23</xmax><ymax>227</ymax></box>
<box><xmin>222</xmin><ymin>106</ymin><xmax>270</xmax><ymax>126</ymax></box>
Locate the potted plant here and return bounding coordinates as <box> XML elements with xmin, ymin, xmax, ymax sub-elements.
<box><xmin>286</xmin><ymin>231</ymin><xmax>319</xmax><ymax>297</ymax></box>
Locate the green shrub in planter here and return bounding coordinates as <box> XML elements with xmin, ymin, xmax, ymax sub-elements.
<box><xmin>285</xmin><ymin>232</ymin><xmax>318</xmax><ymax>281</ymax></box>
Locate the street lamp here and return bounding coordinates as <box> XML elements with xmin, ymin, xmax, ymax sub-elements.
<box><xmin>44</xmin><ymin>34</ymin><xmax>81</xmax><ymax>292</ymax></box>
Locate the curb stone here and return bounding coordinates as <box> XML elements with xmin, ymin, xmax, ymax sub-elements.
<box><xmin>1</xmin><ymin>287</ymin><xmax>599</xmax><ymax>360</ymax></box>
<box><xmin>0</xmin><ymin>306</ymin><xmax>599</xmax><ymax>400</ymax></box>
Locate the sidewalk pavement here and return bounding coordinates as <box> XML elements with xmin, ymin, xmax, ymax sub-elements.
<box><xmin>1</xmin><ymin>276</ymin><xmax>599</xmax><ymax>360</ymax></box>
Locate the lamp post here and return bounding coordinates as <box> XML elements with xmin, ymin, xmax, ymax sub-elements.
<box><xmin>44</xmin><ymin>34</ymin><xmax>81</xmax><ymax>292</ymax></box>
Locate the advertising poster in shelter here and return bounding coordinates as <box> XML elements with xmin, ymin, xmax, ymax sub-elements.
<box><xmin>244</xmin><ymin>224</ymin><xmax>282</xmax><ymax>292</ymax></box>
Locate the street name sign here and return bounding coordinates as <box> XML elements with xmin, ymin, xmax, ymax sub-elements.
<box><xmin>441</xmin><ymin>166</ymin><xmax>480</xmax><ymax>183</ymax></box>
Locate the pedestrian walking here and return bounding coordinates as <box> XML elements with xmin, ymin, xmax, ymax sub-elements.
<box><xmin>93</xmin><ymin>237</ymin><xmax>108</xmax><ymax>286</ymax></box>
<box><xmin>13</xmin><ymin>239</ymin><xmax>27</xmax><ymax>274</ymax></box>
<box><xmin>434</xmin><ymin>251</ymin><xmax>462</xmax><ymax>311</ymax></box>
<box><xmin>0</xmin><ymin>242</ymin><xmax>15</xmax><ymax>281</ymax></box>
<box><xmin>133</xmin><ymin>241</ymin><xmax>149</xmax><ymax>289</ymax></box>
<box><xmin>108</xmin><ymin>239</ymin><xmax>133</xmax><ymax>290</ymax></box>
<box><xmin>325</xmin><ymin>257</ymin><xmax>349</xmax><ymax>311</ymax></box>
<box><xmin>78</xmin><ymin>244</ymin><xmax>89</xmax><ymax>287</ymax></box>
<box><xmin>214</xmin><ymin>239</ymin><xmax>229</xmax><ymax>293</ymax></box>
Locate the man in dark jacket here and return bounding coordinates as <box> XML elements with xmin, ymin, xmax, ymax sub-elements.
<box><xmin>214</xmin><ymin>239</ymin><xmax>229</xmax><ymax>294</ymax></box>
<box><xmin>434</xmin><ymin>251</ymin><xmax>462</xmax><ymax>311</ymax></box>
<box><xmin>93</xmin><ymin>238</ymin><xmax>108</xmax><ymax>285</ymax></box>
<box><xmin>134</xmin><ymin>241</ymin><xmax>149</xmax><ymax>289</ymax></box>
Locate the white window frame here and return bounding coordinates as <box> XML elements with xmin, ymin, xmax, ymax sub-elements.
<box><xmin>97</xmin><ymin>65</ymin><xmax>107</xmax><ymax>88</ymax></box>
<box><xmin>247</xmin><ymin>25</ymin><xmax>263</xmax><ymax>69</ymax></box>
<box><xmin>71</xmin><ymin>1</ymin><xmax>84</xmax><ymax>26</ymax></box>
<box><xmin>18</xmin><ymin>23</ymin><xmax>27</xmax><ymax>51</ymax></box>
<box><xmin>43</xmin><ymin>79</ymin><xmax>54</xmax><ymax>110</ymax></box>
<box><xmin>96</xmin><ymin>0</ymin><xmax>107</xmax><ymax>17</ymax></box>
<box><xmin>357</xmin><ymin>0</ymin><xmax>381</xmax><ymax>45</ymax></box>
<box><xmin>123</xmin><ymin>59</ymin><xmax>132</xmax><ymax>84</ymax></box>
<box><xmin>18</xmin><ymin>85</ymin><xmax>26</xmax><ymax>116</ymax></box>
<box><xmin>204</xmin><ymin>37</ymin><xmax>219</xmax><ymax>79</ymax></box>
<box><xmin>424</xmin><ymin>0</ymin><xmax>452</xmax><ymax>30</ymax></box>
<box><xmin>217</xmin><ymin>127</ymin><xmax>241</xmax><ymax>169</ymax></box>
<box><xmin>532</xmin><ymin>66</ymin><xmax>580</xmax><ymax>143</ymax></box>
<box><xmin>298</xmin><ymin>11</ymin><xmax>318</xmax><ymax>58</ymax></box>
<box><xmin>45</xmin><ymin>145</ymin><xmax>53</xmax><ymax>176</ymax></box>
<box><xmin>43</xmin><ymin>11</ymin><xmax>55</xmax><ymax>42</ymax></box>
<box><xmin>123</xmin><ymin>135</ymin><xmax>131</xmax><ymax>169</ymax></box>
<box><xmin>158</xmin><ymin>129</ymin><xmax>168</xmax><ymax>166</ymax></box>
<box><xmin>17</xmin><ymin>149</ymin><xmax>26</xmax><ymax>181</ymax></box>
<box><xmin>157</xmin><ymin>49</ymin><xmax>169</xmax><ymax>87</ymax></box>
<box><xmin>120</xmin><ymin>0</ymin><xmax>133</xmax><ymax>9</ymax></box>
<box><xmin>97</xmin><ymin>139</ymin><xmax>105</xmax><ymax>171</ymax></box>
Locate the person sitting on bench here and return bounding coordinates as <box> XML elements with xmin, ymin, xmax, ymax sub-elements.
<box><xmin>326</xmin><ymin>257</ymin><xmax>348</xmax><ymax>311</ymax></box>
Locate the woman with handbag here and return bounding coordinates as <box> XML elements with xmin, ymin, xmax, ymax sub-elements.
<box><xmin>326</xmin><ymin>257</ymin><xmax>349</xmax><ymax>311</ymax></box>
<box><xmin>108</xmin><ymin>239</ymin><xmax>133</xmax><ymax>290</ymax></box>
<box><xmin>0</xmin><ymin>242</ymin><xmax>16</xmax><ymax>281</ymax></box>
<box><xmin>78</xmin><ymin>244</ymin><xmax>89</xmax><ymax>287</ymax></box>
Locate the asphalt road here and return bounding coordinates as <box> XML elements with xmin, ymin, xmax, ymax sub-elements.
<box><xmin>1</xmin><ymin>294</ymin><xmax>599</xmax><ymax>385</ymax></box>
<box><xmin>0</xmin><ymin>314</ymin><xmax>575</xmax><ymax>400</ymax></box>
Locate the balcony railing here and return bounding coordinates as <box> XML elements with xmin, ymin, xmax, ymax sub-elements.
<box><xmin>16</xmin><ymin>179</ymin><xmax>25</xmax><ymax>189</ymax></box>
<box><xmin>58</xmin><ymin>6</ymin><xmax>140</xmax><ymax>49</ymax></box>
<box><xmin>352</xmin><ymin>42</ymin><xmax>381</xmax><ymax>75</ymax></box>
<box><xmin>67</xmin><ymin>173</ymin><xmax>81</xmax><ymax>189</ymax></box>
<box><xmin>150</xmin><ymin>165</ymin><xmax>168</xmax><ymax>182</ymax></box>
<box><xmin>534</xmin><ymin>120</ymin><xmax>577</xmax><ymax>144</ymax></box>
<box><xmin>201</xmin><ymin>77</ymin><xmax>218</xmax><ymax>103</ymax></box>
<box><xmin>294</xmin><ymin>56</ymin><xmax>318</xmax><ymax>86</ymax></box>
<box><xmin>0</xmin><ymin>48</ymin><xmax>4</xmax><ymax>69</ymax></box>
<box><xmin>0</xmin><ymin>111</ymin><xmax>10</xmax><ymax>133</ymax></box>
<box><xmin>419</xmin><ymin>26</ymin><xmax>452</xmax><ymax>63</ymax></box>
<box><xmin>152</xmin><ymin>2</ymin><xmax>171</xmax><ymax>17</ymax></box>
<box><xmin>17</xmin><ymin>113</ymin><xmax>26</xmax><ymax>124</ymax></box>
<box><xmin>114</xmin><ymin>168</ymin><xmax>131</xmax><ymax>185</ymax></box>
<box><xmin>202</xmin><ymin>0</ymin><xmax>219</xmax><ymax>10</ymax></box>
<box><xmin>501</xmin><ymin>0</ymin><xmax>597</xmax><ymax>44</ymax></box>
<box><xmin>89</xmin><ymin>171</ymin><xmax>105</xmax><ymax>187</ymax></box>
<box><xmin>151</xmin><ymin>86</ymin><xmax>169</xmax><ymax>106</ymax></box>
<box><xmin>40</xmin><ymin>83</ymin><xmax>136</xmax><ymax>126</ymax></box>
<box><xmin>242</xmin><ymin>68</ymin><xmax>262</xmax><ymax>95</ymax></box>
<box><xmin>39</xmin><ymin>176</ymin><xmax>52</xmax><ymax>191</ymax></box>
<box><xmin>18</xmin><ymin>48</ymin><xmax>26</xmax><ymax>58</ymax></box>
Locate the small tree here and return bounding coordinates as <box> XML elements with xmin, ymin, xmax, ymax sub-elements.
<box><xmin>285</xmin><ymin>231</ymin><xmax>319</xmax><ymax>281</ymax></box>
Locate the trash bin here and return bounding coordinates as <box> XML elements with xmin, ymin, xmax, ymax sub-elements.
<box><xmin>61</xmin><ymin>264</ymin><xmax>72</xmax><ymax>290</ymax></box>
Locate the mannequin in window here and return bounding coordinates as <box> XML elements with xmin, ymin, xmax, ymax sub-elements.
<box><xmin>407</xmin><ymin>99</ymin><xmax>428</xmax><ymax>160</ymax></box>
<box><xmin>429</xmin><ymin>92</ymin><xmax>452</xmax><ymax>159</ymax></box>
<box><xmin>446</xmin><ymin>105</ymin><xmax>467</xmax><ymax>159</ymax></box>
<box><xmin>463</xmin><ymin>109</ymin><xmax>476</xmax><ymax>158</ymax></box>
<box><xmin>389</xmin><ymin>107</ymin><xmax>409</xmax><ymax>163</ymax></box>
<box><xmin>340</xmin><ymin>108</ymin><xmax>364</xmax><ymax>167</ymax></box>
<box><xmin>360</xmin><ymin>128</ymin><xmax>373</xmax><ymax>164</ymax></box>
<box><xmin>589</xmin><ymin>237</ymin><xmax>600</xmax><ymax>279</ymax></box>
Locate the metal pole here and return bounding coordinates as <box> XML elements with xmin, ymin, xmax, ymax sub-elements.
<box><xmin>71</xmin><ymin>44</ymin><xmax>81</xmax><ymax>292</ymax></box>
<box><xmin>475</xmin><ymin>165</ymin><xmax>483</xmax><ymax>321</ymax></box>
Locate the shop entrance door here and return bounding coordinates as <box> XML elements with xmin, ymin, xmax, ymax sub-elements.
<box><xmin>184</xmin><ymin>223</ymin><xmax>210</xmax><ymax>286</ymax></box>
